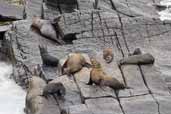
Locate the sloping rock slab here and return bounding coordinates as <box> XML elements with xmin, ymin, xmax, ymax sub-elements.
<box><xmin>140</xmin><ymin>65</ymin><xmax>171</xmax><ymax>96</ymax></box>
<box><xmin>50</xmin><ymin>75</ymin><xmax>82</xmax><ymax>108</ymax></box>
<box><xmin>0</xmin><ymin>0</ymin><xmax>23</xmax><ymax>19</ymax></box>
<box><xmin>85</xmin><ymin>98</ymin><xmax>123</xmax><ymax>114</ymax></box>
<box><xmin>120</xmin><ymin>95</ymin><xmax>158</xmax><ymax>114</ymax></box>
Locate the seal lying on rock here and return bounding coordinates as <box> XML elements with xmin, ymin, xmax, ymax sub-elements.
<box><xmin>103</xmin><ymin>48</ymin><xmax>113</xmax><ymax>63</ymax></box>
<box><xmin>39</xmin><ymin>45</ymin><xmax>59</xmax><ymax>67</ymax></box>
<box><xmin>62</xmin><ymin>53</ymin><xmax>91</xmax><ymax>75</ymax></box>
<box><xmin>43</xmin><ymin>82</ymin><xmax>66</xmax><ymax>98</ymax></box>
<box><xmin>88</xmin><ymin>58</ymin><xmax>127</xmax><ymax>90</ymax></box>
<box><xmin>128</xmin><ymin>48</ymin><xmax>142</xmax><ymax>56</ymax></box>
<box><xmin>118</xmin><ymin>53</ymin><xmax>155</xmax><ymax>66</ymax></box>
<box><xmin>62</xmin><ymin>33</ymin><xmax>78</xmax><ymax>44</ymax></box>
<box><xmin>31</xmin><ymin>16</ymin><xmax>65</xmax><ymax>44</ymax></box>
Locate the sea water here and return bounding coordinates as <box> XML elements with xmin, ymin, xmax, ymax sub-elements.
<box><xmin>159</xmin><ymin>0</ymin><xmax>171</xmax><ymax>20</ymax></box>
<box><xmin>0</xmin><ymin>62</ymin><xmax>26</xmax><ymax>114</ymax></box>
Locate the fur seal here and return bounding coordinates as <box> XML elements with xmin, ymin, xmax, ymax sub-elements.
<box><xmin>31</xmin><ymin>16</ymin><xmax>65</xmax><ymax>44</ymax></box>
<box><xmin>39</xmin><ymin>45</ymin><xmax>59</xmax><ymax>67</ymax></box>
<box><xmin>118</xmin><ymin>53</ymin><xmax>155</xmax><ymax>66</ymax></box>
<box><xmin>103</xmin><ymin>48</ymin><xmax>113</xmax><ymax>63</ymax></box>
<box><xmin>62</xmin><ymin>53</ymin><xmax>91</xmax><ymax>75</ymax></box>
<box><xmin>128</xmin><ymin>48</ymin><xmax>142</xmax><ymax>56</ymax></box>
<box><xmin>62</xmin><ymin>33</ymin><xmax>78</xmax><ymax>44</ymax></box>
<box><xmin>43</xmin><ymin>82</ymin><xmax>66</xmax><ymax>98</ymax></box>
<box><xmin>88</xmin><ymin>58</ymin><xmax>126</xmax><ymax>90</ymax></box>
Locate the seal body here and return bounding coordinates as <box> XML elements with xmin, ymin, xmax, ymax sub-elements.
<box><xmin>32</xmin><ymin>16</ymin><xmax>65</xmax><ymax>44</ymax></box>
<box><xmin>119</xmin><ymin>53</ymin><xmax>155</xmax><ymax>66</ymax></box>
<box><xmin>39</xmin><ymin>45</ymin><xmax>59</xmax><ymax>67</ymax></box>
<box><xmin>103</xmin><ymin>48</ymin><xmax>113</xmax><ymax>63</ymax></box>
<box><xmin>62</xmin><ymin>53</ymin><xmax>90</xmax><ymax>75</ymax></box>
<box><xmin>88</xmin><ymin>58</ymin><xmax>125</xmax><ymax>90</ymax></box>
<box><xmin>43</xmin><ymin>82</ymin><xmax>66</xmax><ymax>98</ymax></box>
<box><xmin>129</xmin><ymin>48</ymin><xmax>142</xmax><ymax>56</ymax></box>
<box><xmin>62</xmin><ymin>33</ymin><xmax>77</xmax><ymax>44</ymax></box>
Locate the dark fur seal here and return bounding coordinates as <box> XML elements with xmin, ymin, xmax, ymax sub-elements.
<box><xmin>62</xmin><ymin>33</ymin><xmax>78</xmax><ymax>44</ymax></box>
<box><xmin>128</xmin><ymin>48</ymin><xmax>142</xmax><ymax>56</ymax></box>
<box><xmin>88</xmin><ymin>58</ymin><xmax>127</xmax><ymax>90</ymax></box>
<box><xmin>103</xmin><ymin>48</ymin><xmax>113</xmax><ymax>63</ymax></box>
<box><xmin>62</xmin><ymin>53</ymin><xmax>91</xmax><ymax>75</ymax></box>
<box><xmin>118</xmin><ymin>53</ymin><xmax>155</xmax><ymax>66</ymax></box>
<box><xmin>43</xmin><ymin>82</ymin><xmax>66</xmax><ymax>98</ymax></box>
<box><xmin>39</xmin><ymin>45</ymin><xmax>59</xmax><ymax>67</ymax></box>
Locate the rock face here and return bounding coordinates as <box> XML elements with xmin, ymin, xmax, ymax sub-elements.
<box><xmin>1</xmin><ymin>0</ymin><xmax>171</xmax><ymax>114</ymax></box>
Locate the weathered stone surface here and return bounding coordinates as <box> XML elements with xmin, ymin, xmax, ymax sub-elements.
<box><xmin>85</xmin><ymin>98</ymin><xmax>123</xmax><ymax>114</ymax></box>
<box><xmin>41</xmin><ymin>66</ymin><xmax>58</xmax><ymax>82</ymax></box>
<box><xmin>50</xmin><ymin>75</ymin><xmax>82</xmax><ymax>108</ymax></box>
<box><xmin>155</xmin><ymin>96</ymin><xmax>171</xmax><ymax>114</ymax></box>
<box><xmin>120</xmin><ymin>95</ymin><xmax>158</xmax><ymax>114</ymax></box>
<box><xmin>0</xmin><ymin>0</ymin><xmax>23</xmax><ymax>19</ymax></box>
<box><xmin>119</xmin><ymin>65</ymin><xmax>149</xmax><ymax>97</ymax></box>
<box><xmin>69</xmin><ymin>104</ymin><xmax>92</xmax><ymax>114</ymax></box>
<box><xmin>25</xmin><ymin>0</ymin><xmax>43</xmax><ymax>19</ymax></box>
<box><xmin>140</xmin><ymin>65</ymin><xmax>170</xmax><ymax>96</ymax></box>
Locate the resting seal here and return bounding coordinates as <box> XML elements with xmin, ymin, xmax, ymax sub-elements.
<box><xmin>31</xmin><ymin>16</ymin><xmax>65</xmax><ymax>44</ymax></box>
<box><xmin>62</xmin><ymin>53</ymin><xmax>91</xmax><ymax>75</ymax></box>
<box><xmin>118</xmin><ymin>53</ymin><xmax>155</xmax><ymax>66</ymax></box>
<box><xmin>88</xmin><ymin>58</ymin><xmax>127</xmax><ymax>90</ymax></box>
<box><xmin>39</xmin><ymin>45</ymin><xmax>59</xmax><ymax>67</ymax></box>
<box><xmin>62</xmin><ymin>33</ymin><xmax>78</xmax><ymax>44</ymax></box>
<box><xmin>43</xmin><ymin>82</ymin><xmax>66</xmax><ymax>98</ymax></box>
<box><xmin>103</xmin><ymin>48</ymin><xmax>113</xmax><ymax>63</ymax></box>
<box><xmin>128</xmin><ymin>48</ymin><xmax>142</xmax><ymax>56</ymax></box>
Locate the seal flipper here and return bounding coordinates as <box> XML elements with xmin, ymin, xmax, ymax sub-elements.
<box><xmin>62</xmin><ymin>58</ymin><xmax>69</xmax><ymax>75</ymax></box>
<box><xmin>87</xmin><ymin>78</ymin><xmax>93</xmax><ymax>85</ymax></box>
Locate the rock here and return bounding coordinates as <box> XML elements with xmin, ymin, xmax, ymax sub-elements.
<box><xmin>49</xmin><ymin>75</ymin><xmax>82</xmax><ymax>108</ymax></box>
<box><xmin>0</xmin><ymin>0</ymin><xmax>23</xmax><ymax>19</ymax></box>
<box><xmin>85</xmin><ymin>98</ymin><xmax>123</xmax><ymax>114</ymax></box>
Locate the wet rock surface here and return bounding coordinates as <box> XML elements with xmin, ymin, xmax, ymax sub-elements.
<box><xmin>1</xmin><ymin>0</ymin><xmax>171</xmax><ymax>114</ymax></box>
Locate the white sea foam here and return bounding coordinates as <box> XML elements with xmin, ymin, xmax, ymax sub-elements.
<box><xmin>159</xmin><ymin>0</ymin><xmax>171</xmax><ymax>20</ymax></box>
<box><xmin>0</xmin><ymin>62</ymin><xmax>26</xmax><ymax>114</ymax></box>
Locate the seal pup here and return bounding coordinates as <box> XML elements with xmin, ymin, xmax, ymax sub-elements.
<box><xmin>103</xmin><ymin>48</ymin><xmax>113</xmax><ymax>63</ymax></box>
<box><xmin>128</xmin><ymin>48</ymin><xmax>142</xmax><ymax>56</ymax></box>
<box><xmin>31</xmin><ymin>16</ymin><xmax>65</xmax><ymax>44</ymax></box>
<box><xmin>43</xmin><ymin>82</ymin><xmax>66</xmax><ymax>98</ymax></box>
<box><xmin>88</xmin><ymin>58</ymin><xmax>127</xmax><ymax>90</ymax></box>
<box><xmin>62</xmin><ymin>53</ymin><xmax>91</xmax><ymax>75</ymax></box>
<box><xmin>39</xmin><ymin>45</ymin><xmax>59</xmax><ymax>67</ymax></box>
<box><xmin>118</xmin><ymin>53</ymin><xmax>155</xmax><ymax>66</ymax></box>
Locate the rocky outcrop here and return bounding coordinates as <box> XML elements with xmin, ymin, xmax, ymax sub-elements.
<box><xmin>1</xmin><ymin>0</ymin><xmax>171</xmax><ymax>114</ymax></box>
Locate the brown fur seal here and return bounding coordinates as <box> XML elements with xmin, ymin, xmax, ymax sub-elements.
<box><xmin>62</xmin><ymin>53</ymin><xmax>91</xmax><ymax>75</ymax></box>
<box><xmin>31</xmin><ymin>16</ymin><xmax>65</xmax><ymax>44</ymax></box>
<box><xmin>103</xmin><ymin>48</ymin><xmax>113</xmax><ymax>63</ymax></box>
<box><xmin>88</xmin><ymin>58</ymin><xmax>126</xmax><ymax>90</ymax></box>
<box><xmin>118</xmin><ymin>53</ymin><xmax>155</xmax><ymax>66</ymax></box>
<box><xmin>43</xmin><ymin>82</ymin><xmax>66</xmax><ymax>98</ymax></box>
